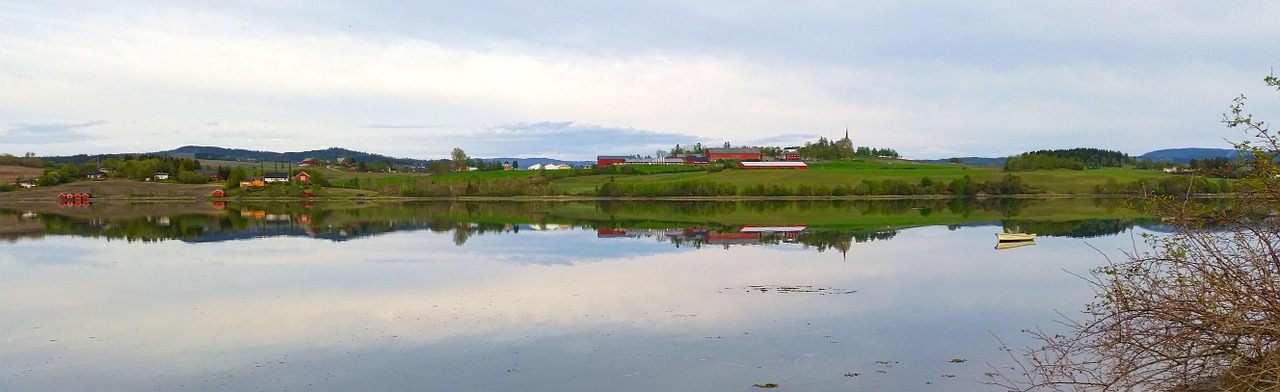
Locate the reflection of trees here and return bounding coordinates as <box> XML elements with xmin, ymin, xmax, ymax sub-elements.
<box><xmin>1001</xmin><ymin>218</ymin><xmax>1162</xmax><ymax>238</ymax></box>
<box><xmin>795</xmin><ymin>229</ymin><xmax>898</xmax><ymax>253</ymax></box>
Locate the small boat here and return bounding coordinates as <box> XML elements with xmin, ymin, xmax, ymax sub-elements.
<box><xmin>996</xmin><ymin>232</ymin><xmax>1036</xmax><ymax>242</ymax></box>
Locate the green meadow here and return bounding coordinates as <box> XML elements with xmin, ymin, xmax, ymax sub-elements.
<box><xmin>195</xmin><ymin>157</ymin><xmax>1190</xmax><ymax>198</ymax></box>
<box><xmin>548</xmin><ymin>159</ymin><xmax>1176</xmax><ymax>195</ymax></box>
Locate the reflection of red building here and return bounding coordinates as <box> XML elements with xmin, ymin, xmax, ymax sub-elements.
<box><xmin>597</xmin><ymin>228</ymin><xmax>627</xmax><ymax>238</ymax></box>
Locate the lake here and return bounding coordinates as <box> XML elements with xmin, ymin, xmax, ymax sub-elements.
<box><xmin>0</xmin><ymin>199</ymin><xmax>1161</xmax><ymax>391</ymax></box>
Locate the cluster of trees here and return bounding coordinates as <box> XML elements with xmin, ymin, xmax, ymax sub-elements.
<box><xmin>27</xmin><ymin>155</ymin><xmax>211</xmax><ymax>187</ymax></box>
<box><xmin>1004</xmin><ymin>148</ymin><xmax>1134</xmax><ymax>171</ymax></box>
<box><xmin>1003</xmin><ymin>153</ymin><xmax>1086</xmax><ymax>171</ymax></box>
<box><xmin>795</xmin><ymin>137</ymin><xmax>901</xmax><ymax>160</ymax></box>
<box><xmin>99</xmin><ymin>155</ymin><xmax>204</xmax><ymax>182</ymax></box>
<box><xmin>669</xmin><ymin>143</ymin><xmax>709</xmax><ymax>156</ymax></box>
<box><xmin>1187</xmin><ymin>156</ymin><xmax>1238</xmax><ymax>176</ymax></box>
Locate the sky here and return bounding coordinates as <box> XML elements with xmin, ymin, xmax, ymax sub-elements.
<box><xmin>3</xmin><ymin>1</ymin><xmax>1280</xmax><ymax>161</ymax></box>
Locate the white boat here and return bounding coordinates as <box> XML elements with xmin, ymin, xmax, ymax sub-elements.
<box><xmin>996</xmin><ymin>232</ymin><xmax>1036</xmax><ymax>241</ymax></box>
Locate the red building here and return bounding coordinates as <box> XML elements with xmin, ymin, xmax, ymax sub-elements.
<box><xmin>706</xmin><ymin>148</ymin><xmax>761</xmax><ymax>161</ymax></box>
<box><xmin>597</xmin><ymin>156</ymin><xmax>629</xmax><ymax>166</ymax></box>
<box><xmin>294</xmin><ymin>171</ymin><xmax>312</xmax><ymax>183</ymax></box>
<box><xmin>211</xmin><ymin>189</ymin><xmax>226</xmax><ymax>197</ymax></box>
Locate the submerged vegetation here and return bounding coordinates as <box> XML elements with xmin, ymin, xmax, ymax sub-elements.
<box><xmin>994</xmin><ymin>76</ymin><xmax>1280</xmax><ymax>391</ymax></box>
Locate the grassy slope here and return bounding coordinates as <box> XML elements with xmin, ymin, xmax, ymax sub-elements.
<box><xmin>549</xmin><ymin>159</ymin><xmax>1174</xmax><ymax>195</ymax></box>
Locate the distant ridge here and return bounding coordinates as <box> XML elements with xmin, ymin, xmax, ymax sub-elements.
<box><xmin>1138</xmin><ymin>148</ymin><xmax>1237</xmax><ymax>164</ymax></box>
<box><xmin>159</xmin><ymin>146</ymin><xmax>428</xmax><ymax>165</ymax></box>
<box><xmin>481</xmin><ymin>157</ymin><xmax>593</xmax><ymax>168</ymax></box>
<box><xmin>921</xmin><ymin>148</ymin><xmax>1239</xmax><ymax>167</ymax></box>
<box><xmin>41</xmin><ymin>145</ymin><xmax>591</xmax><ymax>168</ymax></box>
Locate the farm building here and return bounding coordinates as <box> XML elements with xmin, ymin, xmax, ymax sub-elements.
<box><xmin>293</xmin><ymin>171</ymin><xmax>312</xmax><ymax>183</ymax></box>
<box><xmin>264</xmin><ymin>172</ymin><xmax>289</xmax><ymax>183</ymax></box>
<box><xmin>597</xmin><ymin>156</ymin><xmax>629</xmax><ymax>166</ymax></box>
<box><xmin>211</xmin><ymin>189</ymin><xmax>226</xmax><ymax>197</ymax></box>
<box><xmin>780</xmin><ymin>148</ymin><xmax>801</xmax><ymax>161</ymax></box>
<box><xmin>81</xmin><ymin>168</ymin><xmax>106</xmax><ymax>180</ymax></box>
<box><xmin>706</xmin><ymin>148</ymin><xmax>761</xmax><ymax>161</ymax></box>
<box><xmin>240</xmin><ymin>176</ymin><xmax>265</xmax><ymax>188</ymax></box>
<box><xmin>738</xmin><ymin>161</ymin><xmax>808</xmax><ymax>169</ymax></box>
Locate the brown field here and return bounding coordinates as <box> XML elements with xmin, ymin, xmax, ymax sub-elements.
<box><xmin>0</xmin><ymin>165</ymin><xmax>42</xmax><ymax>182</ymax></box>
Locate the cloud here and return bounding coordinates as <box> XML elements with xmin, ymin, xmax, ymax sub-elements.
<box><xmin>360</xmin><ymin>124</ymin><xmax>450</xmax><ymax>129</ymax></box>
<box><xmin>442</xmin><ymin>121</ymin><xmax>702</xmax><ymax>158</ymax></box>
<box><xmin>2</xmin><ymin>2</ymin><xmax>1279</xmax><ymax>158</ymax></box>
<box><xmin>3</xmin><ymin>120</ymin><xmax>107</xmax><ymax>144</ymax></box>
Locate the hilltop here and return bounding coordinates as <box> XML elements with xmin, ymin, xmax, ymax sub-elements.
<box><xmin>1137</xmin><ymin>148</ymin><xmax>1238</xmax><ymax>163</ymax></box>
<box><xmin>923</xmin><ymin>147</ymin><xmax>1239</xmax><ymax>166</ymax></box>
<box><xmin>40</xmin><ymin>146</ymin><xmax>590</xmax><ymax>168</ymax></box>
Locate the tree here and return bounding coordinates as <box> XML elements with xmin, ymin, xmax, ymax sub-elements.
<box><xmin>225</xmin><ymin>167</ymin><xmax>247</xmax><ymax>188</ymax></box>
<box><xmin>996</xmin><ymin>75</ymin><xmax>1280</xmax><ymax>391</ymax></box>
<box><xmin>427</xmin><ymin>160</ymin><xmax>450</xmax><ymax>176</ymax></box>
<box><xmin>451</xmin><ymin>148</ymin><xmax>468</xmax><ymax>172</ymax></box>
<box><xmin>512</xmin><ymin>160</ymin><xmax>520</xmax><ymax>170</ymax></box>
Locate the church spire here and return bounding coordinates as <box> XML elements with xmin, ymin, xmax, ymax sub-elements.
<box><xmin>844</xmin><ymin>127</ymin><xmax>849</xmax><ymax>140</ymax></box>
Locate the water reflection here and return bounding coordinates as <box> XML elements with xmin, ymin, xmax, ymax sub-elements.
<box><xmin>1</xmin><ymin>199</ymin><xmax>1158</xmax><ymax>248</ymax></box>
<box><xmin>0</xmin><ymin>199</ymin><xmax>1157</xmax><ymax>391</ymax></box>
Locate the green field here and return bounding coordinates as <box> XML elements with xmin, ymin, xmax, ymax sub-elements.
<box><xmin>549</xmin><ymin>159</ymin><xmax>1175</xmax><ymax>195</ymax></box>
<box><xmin>195</xmin><ymin>157</ymin><xmax>1188</xmax><ymax>197</ymax></box>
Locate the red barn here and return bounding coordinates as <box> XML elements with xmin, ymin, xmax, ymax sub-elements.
<box><xmin>294</xmin><ymin>171</ymin><xmax>312</xmax><ymax>183</ymax></box>
<box><xmin>706</xmin><ymin>148</ymin><xmax>761</xmax><ymax>161</ymax></box>
<box><xmin>211</xmin><ymin>189</ymin><xmax>226</xmax><ymax>197</ymax></box>
<box><xmin>597</xmin><ymin>156</ymin><xmax>628</xmax><ymax>166</ymax></box>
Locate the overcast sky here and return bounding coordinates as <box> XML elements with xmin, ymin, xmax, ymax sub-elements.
<box><xmin>3</xmin><ymin>1</ymin><xmax>1280</xmax><ymax>160</ymax></box>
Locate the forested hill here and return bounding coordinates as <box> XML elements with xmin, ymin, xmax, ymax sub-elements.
<box><xmin>41</xmin><ymin>146</ymin><xmax>591</xmax><ymax>168</ymax></box>
<box><xmin>160</xmin><ymin>146</ymin><xmax>430</xmax><ymax>165</ymax></box>
<box><xmin>1138</xmin><ymin>148</ymin><xmax>1238</xmax><ymax>164</ymax></box>
<box><xmin>41</xmin><ymin>146</ymin><xmax>431</xmax><ymax>166</ymax></box>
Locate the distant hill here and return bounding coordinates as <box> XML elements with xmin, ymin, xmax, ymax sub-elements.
<box><xmin>41</xmin><ymin>146</ymin><xmax>433</xmax><ymax>166</ymax></box>
<box><xmin>922</xmin><ymin>148</ymin><xmax>1241</xmax><ymax>167</ymax></box>
<box><xmin>159</xmin><ymin>146</ymin><xmax>433</xmax><ymax>166</ymax></box>
<box><xmin>41</xmin><ymin>146</ymin><xmax>592</xmax><ymax>168</ymax></box>
<box><xmin>1138</xmin><ymin>148</ymin><xmax>1238</xmax><ymax>164</ymax></box>
<box><xmin>481</xmin><ymin>157</ymin><xmax>593</xmax><ymax>168</ymax></box>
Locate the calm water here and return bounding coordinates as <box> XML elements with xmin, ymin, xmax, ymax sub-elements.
<box><xmin>0</xmin><ymin>200</ymin><xmax>1158</xmax><ymax>391</ymax></box>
